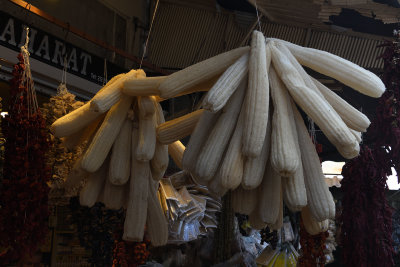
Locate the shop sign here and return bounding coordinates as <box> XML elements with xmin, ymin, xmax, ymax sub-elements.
<box><xmin>0</xmin><ymin>10</ymin><xmax>125</xmax><ymax>84</ymax></box>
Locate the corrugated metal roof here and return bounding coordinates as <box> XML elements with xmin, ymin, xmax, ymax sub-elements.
<box><xmin>148</xmin><ymin>2</ymin><xmax>385</xmax><ymax>70</ymax></box>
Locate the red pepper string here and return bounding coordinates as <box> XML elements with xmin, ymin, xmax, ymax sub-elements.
<box><xmin>0</xmin><ymin>53</ymin><xmax>51</xmax><ymax>265</ymax></box>
<box><xmin>340</xmin><ymin>39</ymin><xmax>397</xmax><ymax>267</ymax></box>
<box><xmin>112</xmin><ymin>225</ymin><xmax>151</xmax><ymax>267</ymax></box>
<box><xmin>298</xmin><ymin>218</ymin><xmax>328</xmax><ymax>267</ymax></box>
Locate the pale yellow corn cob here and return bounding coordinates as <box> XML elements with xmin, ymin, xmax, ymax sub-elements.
<box><xmin>123</xmin><ymin>127</ymin><xmax>149</xmax><ymax>241</ymax></box>
<box><xmin>159</xmin><ymin>46</ymin><xmax>250</xmax><ymax>99</ymax></box>
<box><xmin>202</xmin><ymin>53</ymin><xmax>249</xmax><ymax>112</ymax></box>
<box><xmin>194</xmin><ymin>79</ymin><xmax>246</xmax><ymax>183</ymax></box>
<box><xmin>293</xmin><ymin>103</ymin><xmax>335</xmax><ymax>221</ymax></box>
<box><xmin>269</xmin><ymin>38</ymin><xmax>385</xmax><ymax>98</ymax></box>
<box><xmin>270</xmin><ymin>41</ymin><xmax>359</xmax><ymax>159</ymax></box>
<box><xmin>51</xmin><ymin>102</ymin><xmax>101</xmax><ymax>137</ymax></box>
<box><xmin>182</xmin><ymin>110</ymin><xmax>220</xmax><ymax>174</ymax></box>
<box><xmin>157</xmin><ymin>109</ymin><xmax>204</xmax><ymax>144</ymax></box>
<box><xmin>136</xmin><ymin>114</ymin><xmax>157</xmax><ymax>162</ymax></box>
<box><xmin>109</xmin><ymin>119</ymin><xmax>132</xmax><ymax>185</ymax></box>
<box><xmin>62</xmin><ymin>114</ymin><xmax>105</xmax><ymax>150</ymax></box>
<box><xmin>312</xmin><ymin>77</ymin><xmax>370</xmax><ymax>132</ymax></box>
<box><xmin>249</xmin><ymin>204</ymin><xmax>267</xmax><ymax>230</ymax></box>
<box><xmin>259</xmin><ymin>160</ymin><xmax>281</xmax><ymax>224</ymax></box>
<box><xmin>168</xmin><ymin>141</ymin><xmax>185</xmax><ymax>169</ymax></box>
<box><xmin>242</xmin><ymin>106</ymin><xmax>272</xmax><ymax>189</ymax></box>
<box><xmin>90</xmin><ymin>70</ymin><xmax>139</xmax><ymax>113</ymax></box>
<box><xmin>156</xmin><ymin>75</ymin><xmax>221</xmax><ymax>102</ymax></box>
<box><xmin>269</xmin><ymin>188</ymin><xmax>283</xmax><ymax>230</ymax></box>
<box><xmin>79</xmin><ymin>160</ymin><xmax>107</xmax><ymax>207</ymax></box>
<box><xmin>269</xmin><ymin>66</ymin><xmax>300</xmax><ymax>177</ymax></box>
<box><xmin>301</xmin><ymin>206</ymin><xmax>329</xmax><ymax>235</ymax></box>
<box><xmin>232</xmin><ymin>186</ymin><xmax>257</xmax><ymax>215</ymax></box>
<box><xmin>151</xmin><ymin>103</ymin><xmax>169</xmax><ymax>181</ymax></box>
<box><xmin>123</xmin><ymin>76</ymin><xmax>166</xmax><ymax>96</ymax></box>
<box><xmin>218</xmin><ymin>106</ymin><xmax>245</xmax><ymax>190</ymax></box>
<box><xmin>147</xmin><ymin>179</ymin><xmax>169</xmax><ymax>246</ymax></box>
<box><xmin>242</xmin><ymin>31</ymin><xmax>271</xmax><ymax>158</ymax></box>
<box><xmin>207</xmin><ymin>173</ymin><xmax>229</xmax><ymax>197</ymax></box>
<box><xmin>138</xmin><ymin>96</ymin><xmax>156</xmax><ymax>119</ymax></box>
<box><xmin>103</xmin><ymin>178</ymin><xmax>126</xmax><ymax>210</ymax></box>
<box><xmin>81</xmin><ymin>96</ymin><xmax>133</xmax><ymax>172</ymax></box>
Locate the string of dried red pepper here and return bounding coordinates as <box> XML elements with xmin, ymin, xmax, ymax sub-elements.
<box><xmin>340</xmin><ymin>36</ymin><xmax>398</xmax><ymax>267</ymax></box>
<box><xmin>298</xmin><ymin>218</ymin><xmax>328</xmax><ymax>267</ymax></box>
<box><xmin>0</xmin><ymin>51</ymin><xmax>51</xmax><ymax>265</ymax></box>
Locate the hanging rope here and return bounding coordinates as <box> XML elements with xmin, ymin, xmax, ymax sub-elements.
<box><xmin>140</xmin><ymin>0</ymin><xmax>160</xmax><ymax>69</ymax></box>
<box><xmin>254</xmin><ymin>0</ymin><xmax>262</xmax><ymax>32</ymax></box>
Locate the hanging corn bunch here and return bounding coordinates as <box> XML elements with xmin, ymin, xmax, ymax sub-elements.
<box><xmin>52</xmin><ymin>30</ymin><xmax>385</xmax><ymax>243</ymax></box>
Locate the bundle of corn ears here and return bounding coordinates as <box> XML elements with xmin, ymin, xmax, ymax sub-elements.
<box><xmin>52</xmin><ymin>30</ymin><xmax>384</xmax><ymax>243</ymax></box>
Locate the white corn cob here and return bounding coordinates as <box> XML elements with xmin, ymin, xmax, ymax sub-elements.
<box><xmin>123</xmin><ymin>76</ymin><xmax>166</xmax><ymax>96</ymax></box>
<box><xmin>270</xmin><ymin>42</ymin><xmax>359</xmax><ymax>159</ymax></box>
<box><xmin>281</xmin><ymin>98</ymin><xmax>307</xmax><ymax>211</ymax></box>
<box><xmin>62</xmin><ymin>114</ymin><xmax>105</xmax><ymax>150</ymax></box>
<box><xmin>51</xmin><ymin>102</ymin><xmax>101</xmax><ymax>137</ymax></box>
<box><xmin>182</xmin><ymin>110</ymin><xmax>220</xmax><ymax>174</ymax></box>
<box><xmin>81</xmin><ymin>96</ymin><xmax>133</xmax><ymax>172</ymax></box>
<box><xmin>158</xmin><ymin>46</ymin><xmax>250</xmax><ymax>99</ymax></box>
<box><xmin>242</xmin><ymin>106</ymin><xmax>272</xmax><ymax>190</ymax></box>
<box><xmin>350</xmin><ymin>129</ymin><xmax>362</xmax><ymax>143</ymax></box>
<box><xmin>136</xmin><ymin>113</ymin><xmax>157</xmax><ymax>162</ymax></box>
<box><xmin>207</xmin><ymin>173</ymin><xmax>229</xmax><ymax>197</ymax></box>
<box><xmin>249</xmin><ymin>202</ymin><xmax>267</xmax><ymax>230</ymax></box>
<box><xmin>155</xmin><ymin>75</ymin><xmax>221</xmax><ymax>102</ymax></box>
<box><xmin>282</xmin><ymin>166</ymin><xmax>307</xmax><ymax>212</ymax></box>
<box><xmin>269</xmin><ymin>38</ymin><xmax>385</xmax><ymax>98</ymax></box>
<box><xmin>202</xmin><ymin>53</ymin><xmax>249</xmax><ymax>112</ymax></box>
<box><xmin>259</xmin><ymin>160</ymin><xmax>281</xmax><ymax>224</ymax></box>
<box><xmin>232</xmin><ymin>186</ymin><xmax>258</xmax><ymax>215</ymax></box>
<box><xmin>269</xmin><ymin>189</ymin><xmax>283</xmax><ymax>231</ymax></box>
<box><xmin>157</xmin><ymin>109</ymin><xmax>204</xmax><ymax>144</ymax></box>
<box><xmin>194</xmin><ymin>79</ymin><xmax>246</xmax><ymax>183</ymax></box>
<box><xmin>123</xmin><ymin>127</ymin><xmax>149</xmax><ymax>241</ymax></box>
<box><xmin>138</xmin><ymin>96</ymin><xmax>156</xmax><ymax>119</ymax></box>
<box><xmin>151</xmin><ymin>103</ymin><xmax>169</xmax><ymax>181</ymax></box>
<box><xmin>301</xmin><ymin>206</ymin><xmax>329</xmax><ymax>235</ymax></box>
<box><xmin>312</xmin><ymin>77</ymin><xmax>371</xmax><ymax>132</ymax></box>
<box><xmin>168</xmin><ymin>141</ymin><xmax>185</xmax><ymax>169</ymax></box>
<box><xmin>79</xmin><ymin>160</ymin><xmax>107</xmax><ymax>207</ymax></box>
<box><xmin>293</xmin><ymin>103</ymin><xmax>335</xmax><ymax>221</ymax></box>
<box><xmin>103</xmin><ymin>178</ymin><xmax>126</xmax><ymax>210</ymax></box>
<box><xmin>109</xmin><ymin>119</ymin><xmax>132</xmax><ymax>185</ymax></box>
<box><xmin>269</xmin><ymin>66</ymin><xmax>300</xmax><ymax>177</ymax></box>
<box><xmin>242</xmin><ymin>30</ymin><xmax>270</xmax><ymax>158</ymax></box>
<box><xmin>218</xmin><ymin>106</ymin><xmax>245</xmax><ymax>190</ymax></box>
<box><xmin>281</xmin><ymin>44</ymin><xmax>370</xmax><ymax>133</ymax></box>
<box><xmin>90</xmin><ymin>70</ymin><xmax>139</xmax><ymax>113</ymax></box>
<box><xmin>147</xmin><ymin>179</ymin><xmax>169</xmax><ymax>246</ymax></box>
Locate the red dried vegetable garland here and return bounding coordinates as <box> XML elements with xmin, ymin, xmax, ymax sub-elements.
<box><xmin>0</xmin><ymin>52</ymin><xmax>50</xmax><ymax>264</ymax></box>
<box><xmin>340</xmin><ymin>38</ymin><xmax>397</xmax><ymax>267</ymax></box>
<box><xmin>298</xmin><ymin>218</ymin><xmax>328</xmax><ymax>267</ymax></box>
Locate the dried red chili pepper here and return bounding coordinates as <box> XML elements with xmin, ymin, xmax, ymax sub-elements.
<box><xmin>0</xmin><ymin>53</ymin><xmax>51</xmax><ymax>265</ymax></box>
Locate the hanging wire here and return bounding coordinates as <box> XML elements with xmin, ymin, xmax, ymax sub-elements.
<box><xmin>140</xmin><ymin>0</ymin><xmax>160</xmax><ymax>69</ymax></box>
<box><xmin>254</xmin><ymin>0</ymin><xmax>262</xmax><ymax>32</ymax></box>
<box><xmin>103</xmin><ymin>58</ymin><xmax>108</xmax><ymax>86</ymax></box>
